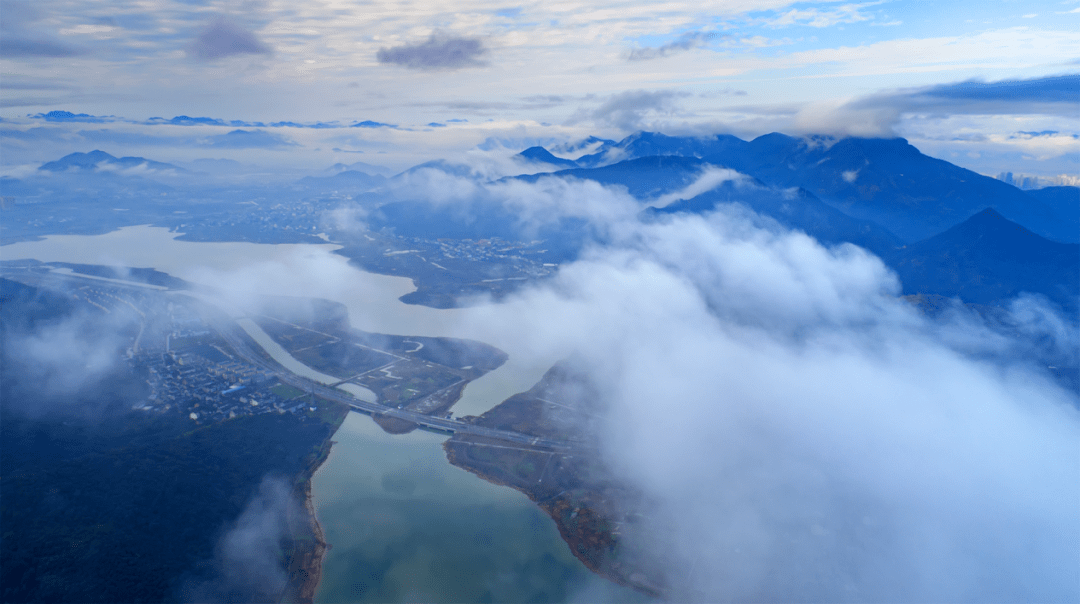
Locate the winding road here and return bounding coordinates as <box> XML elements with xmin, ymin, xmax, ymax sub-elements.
<box><xmin>213</xmin><ymin>318</ymin><xmax>584</xmax><ymax>453</ymax></box>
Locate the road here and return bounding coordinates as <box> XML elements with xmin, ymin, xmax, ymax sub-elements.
<box><xmin>1</xmin><ymin>265</ymin><xmax>588</xmax><ymax>453</ymax></box>
<box><xmin>213</xmin><ymin>318</ymin><xmax>584</xmax><ymax>453</ymax></box>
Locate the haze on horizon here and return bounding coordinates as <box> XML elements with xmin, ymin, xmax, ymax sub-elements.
<box><xmin>2</xmin><ymin>1</ymin><xmax>1079</xmax><ymax>603</ymax></box>
<box><xmin>1</xmin><ymin>0</ymin><xmax>1077</xmax><ymax>178</ymax></box>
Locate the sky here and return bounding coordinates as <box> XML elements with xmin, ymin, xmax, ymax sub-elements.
<box><xmin>1</xmin><ymin>0</ymin><xmax>1078</xmax><ymax>176</ymax></box>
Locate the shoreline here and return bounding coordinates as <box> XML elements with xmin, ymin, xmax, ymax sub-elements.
<box><xmin>289</xmin><ymin>404</ymin><xmax>350</xmax><ymax>604</ymax></box>
<box><xmin>442</xmin><ymin>439</ymin><xmax>665</xmax><ymax>599</ymax></box>
<box><xmin>296</xmin><ymin>477</ymin><xmax>329</xmax><ymax>604</ymax></box>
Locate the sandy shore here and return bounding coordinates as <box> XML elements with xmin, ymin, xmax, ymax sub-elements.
<box><xmin>296</xmin><ymin>478</ymin><xmax>328</xmax><ymax>604</ymax></box>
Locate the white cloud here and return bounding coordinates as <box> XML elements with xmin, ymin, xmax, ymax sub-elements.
<box><xmin>455</xmin><ymin>202</ymin><xmax>1079</xmax><ymax>602</ymax></box>
<box><xmin>767</xmin><ymin>2</ymin><xmax>878</xmax><ymax>28</ymax></box>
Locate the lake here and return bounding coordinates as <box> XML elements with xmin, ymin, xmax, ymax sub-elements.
<box><xmin>310</xmin><ymin>412</ymin><xmax>634</xmax><ymax>603</ymax></box>
<box><xmin>0</xmin><ymin>225</ymin><xmax>555</xmax><ymax>416</ymax></box>
<box><xmin>1</xmin><ymin>226</ymin><xmax>640</xmax><ymax>603</ymax></box>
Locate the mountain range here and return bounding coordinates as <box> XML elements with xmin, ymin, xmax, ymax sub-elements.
<box><xmin>15</xmin><ymin>133</ymin><xmax>1080</xmax><ymax>314</ymax></box>
<box><xmin>515</xmin><ymin>132</ymin><xmax>1076</xmax><ymax>244</ymax></box>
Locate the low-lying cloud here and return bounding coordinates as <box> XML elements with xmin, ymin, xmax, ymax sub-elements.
<box><xmin>574</xmin><ymin>89</ymin><xmax>690</xmax><ymax>133</ymax></box>
<box><xmin>376</xmin><ymin>33</ymin><xmax>489</xmax><ymax>70</ymax></box>
<box><xmin>27</xmin><ymin>163</ymin><xmax>1070</xmax><ymax>602</ymax></box>
<box><xmin>458</xmin><ymin>204</ymin><xmax>1078</xmax><ymax>602</ymax></box>
<box><xmin>347</xmin><ymin>169</ymin><xmax>1079</xmax><ymax>601</ymax></box>
<box><xmin>202</xmin><ymin>129</ymin><xmax>296</xmax><ymax>149</ymax></box>
<box><xmin>180</xmin><ymin>476</ymin><xmax>302</xmax><ymax>602</ymax></box>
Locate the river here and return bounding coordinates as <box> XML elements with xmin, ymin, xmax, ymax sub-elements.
<box><xmin>0</xmin><ymin>225</ymin><xmax>555</xmax><ymax>416</ymax></box>
<box><xmin>1</xmin><ymin>226</ymin><xmax>640</xmax><ymax>603</ymax></box>
<box><xmin>309</xmin><ymin>412</ymin><xmax>638</xmax><ymax>603</ymax></box>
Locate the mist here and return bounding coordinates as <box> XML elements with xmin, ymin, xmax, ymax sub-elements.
<box><xmin>7</xmin><ymin>157</ymin><xmax>1071</xmax><ymax>601</ymax></box>
<box><xmin>0</xmin><ymin>279</ymin><xmax>146</xmax><ymax>419</ymax></box>
<box><xmin>180</xmin><ymin>476</ymin><xmax>303</xmax><ymax>603</ymax></box>
<box><xmin>370</xmin><ymin>172</ymin><xmax>1080</xmax><ymax>602</ymax></box>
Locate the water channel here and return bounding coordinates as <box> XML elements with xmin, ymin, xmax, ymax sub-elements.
<box><xmin>1</xmin><ymin>226</ymin><xmax>641</xmax><ymax>603</ymax></box>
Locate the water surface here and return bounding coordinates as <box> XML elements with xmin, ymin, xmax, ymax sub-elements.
<box><xmin>1</xmin><ymin>225</ymin><xmax>553</xmax><ymax>416</ymax></box>
<box><xmin>311</xmin><ymin>412</ymin><xmax>624</xmax><ymax>603</ymax></box>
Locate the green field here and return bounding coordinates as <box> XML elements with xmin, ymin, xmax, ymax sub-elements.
<box><xmin>271</xmin><ymin>383</ymin><xmax>306</xmax><ymax>400</ymax></box>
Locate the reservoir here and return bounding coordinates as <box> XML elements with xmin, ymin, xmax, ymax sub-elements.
<box><xmin>1</xmin><ymin>226</ymin><xmax>638</xmax><ymax>602</ymax></box>
<box><xmin>0</xmin><ymin>225</ymin><xmax>555</xmax><ymax>416</ymax></box>
<box><xmin>310</xmin><ymin>412</ymin><xmax>622</xmax><ymax>603</ymax></box>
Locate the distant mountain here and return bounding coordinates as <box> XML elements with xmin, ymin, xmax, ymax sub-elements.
<box><xmin>515</xmin><ymin>147</ymin><xmax>579</xmax><ymax>169</ymax></box>
<box><xmin>887</xmin><ymin>208</ymin><xmax>1079</xmax><ymax>312</ymax></box>
<box><xmin>1024</xmin><ymin>186</ymin><xmax>1080</xmax><ymax>235</ymax></box>
<box><xmin>182</xmin><ymin>158</ymin><xmax>248</xmax><ymax>174</ymax></box>
<box><xmin>560</xmin><ymin>132</ymin><xmax>1073</xmax><ymax>244</ymax></box>
<box><xmin>550</xmin><ymin>136</ymin><xmax>615</xmax><ymax>157</ymax></box>
<box><xmin>39</xmin><ymin>150</ymin><xmax>183</xmax><ymax>173</ymax></box>
<box><xmin>723</xmin><ymin>134</ymin><xmax>1069</xmax><ymax>244</ymax></box>
<box><xmin>515</xmin><ymin>156</ymin><xmax>716</xmax><ymax>199</ymax></box>
<box><xmin>298</xmin><ymin>170</ymin><xmax>386</xmax><ymax>192</ymax></box>
<box><xmin>573</xmin><ymin>132</ymin><xmax>747</xmax><ymax>169</ymax></box>
<box><xmin>328</xmin><ymin>161</ymin><xmax>394</xmax><ymax>177</ymax></box>
<box><xmin>651</xmin><ymin>180</ymin><xmax>903</xmax><ymax>258</ymax></box>
<box><xmin>394</xmin><ymin>160</ymin><xmax>478</xmax><ymax>180</ymax></box>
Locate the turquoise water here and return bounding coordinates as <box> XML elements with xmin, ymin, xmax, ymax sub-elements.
<box><xmin>311</xmin><ymin>412</ymin><xmax>643</xmax><ymax>603</ymax></box>
<box><xmin>3</xmin><ymin>228</ymin><xmax>646</xmax><ymax>602</ymax></box>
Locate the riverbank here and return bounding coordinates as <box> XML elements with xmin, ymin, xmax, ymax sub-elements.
<box><xmin>293</xmin><ymin>479</ymin><xmax>329</xmax><ymax>604</ymax></box>
<box><xmin>286</xmin><ymin>402</ymin><xmax>350</xmax><ymax>604</ymax></box>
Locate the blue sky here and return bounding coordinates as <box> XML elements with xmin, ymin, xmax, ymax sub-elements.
<box><xmin>1</xmin><ymin>0</ymin><xmax>1077</xmax><ymax>177</ymax></box>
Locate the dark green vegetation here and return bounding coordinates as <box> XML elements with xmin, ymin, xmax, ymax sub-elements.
<box><xmin>1</xmin><ymin>406</ymin><xmax>347</xmax><ymax>603</ymax></box>
<box><xmin>0</xmin><ymin>276</ymin><xmax>350</xmax><ymax>603</ymax></box>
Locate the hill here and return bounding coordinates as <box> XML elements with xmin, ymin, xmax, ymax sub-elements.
<box><xmin>888</xmin><ymin>208</ymin><xmax>1079</xmax><ymax>312</ymax></box>
<box><xmin>652</xmin><ymin>181</ymin><xmax>903</xmax><ymax>257</ymax></box>
<box><xmin>39</xmin><ymin>150</ymin><xmax>184</xmax><ymax>173</ymax></box>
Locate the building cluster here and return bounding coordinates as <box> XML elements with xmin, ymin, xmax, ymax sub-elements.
<box><xmin>134</xmin><ymin>349</ymin><xmax>311</xmax><ymax>425</ymax></box>
<box><xmin>173</xmin><ymin>199</ymin><xmax>324</xmax><ymax>242</ymax></box>
<box><xmin>395</xmin><ymin>235</ymin><xmax>555</xmax><ymax>278</ymax></box>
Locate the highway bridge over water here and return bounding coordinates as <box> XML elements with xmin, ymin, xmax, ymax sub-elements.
<box><xmin>4</xmin><ymin>266</ymin><xmax>587</xmax><ymax>453</ymax></box>
<box><xmin>214</xmin><ymin>319</ymin><xmax>585</xmax><ymax>454</ymax></box>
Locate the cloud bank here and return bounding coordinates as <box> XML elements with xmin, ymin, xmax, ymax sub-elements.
<box><xmin>478</xmin><ymin>210</ymin><xmax>1078</xmax><ymax>602</ymax></box>
<box><xmin>797</xmin><ymin>74</ymin><xmax>1080</xmax><ymax>137</ymax></box>
<box><xmin>202</xmin><ymin>129</ymin><xmax>296</xmax><ymax>149</ymax></box>
<box><xmin>0</xmin><ymin>0</ymin><xmax>83</xmax><ymax>58</ymax></box>
<box><xmin>368</xmin><ymin>171</ymin><xmax>1079</xmax><ymax>602</ymax></box>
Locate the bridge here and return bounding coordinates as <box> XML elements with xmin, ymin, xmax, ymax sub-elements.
<box><xmin>212</xmin><ymin>319</ymin><xmax>586</xmax><ymax>454</ymax></box>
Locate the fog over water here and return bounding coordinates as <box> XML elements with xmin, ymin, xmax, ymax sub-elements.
<box><xmin>4</xmin><ymin>165</ymin><xmax>1078</xmax><ymax>601</ymax></box>
<box><xmin>1</xmin><ymin>226</ymin><xmax>556</xmax><ymax>416</ymax></box>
